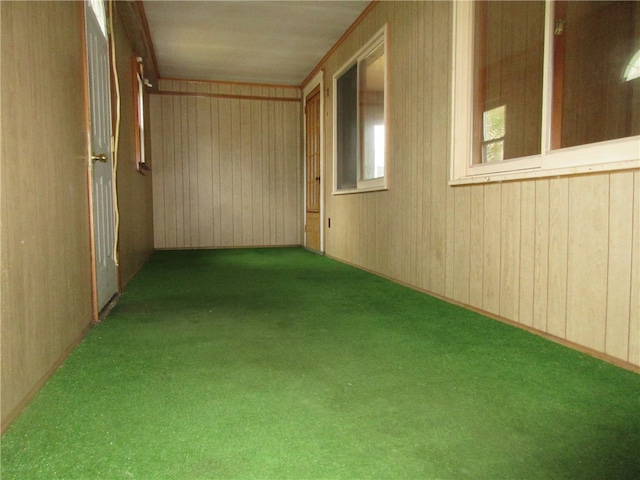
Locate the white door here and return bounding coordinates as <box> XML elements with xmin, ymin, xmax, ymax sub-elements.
<box><xmin>85</xmin><ymin>0</ymin><xmax>118</xmax><ymax>310</ymax></box>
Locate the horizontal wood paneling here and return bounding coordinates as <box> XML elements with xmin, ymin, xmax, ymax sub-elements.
<box><xmin>319</xmin><ymin>1</ymin><xmax>640</xmax><ymax>368</ymax></box>
<box><xmin>150</xmin><ymin>80</ymin><xmax>302</xmax><ymax>248</ymax></box>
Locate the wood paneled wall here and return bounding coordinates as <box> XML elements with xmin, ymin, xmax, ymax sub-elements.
<box><xmin>1</xmin><ymin>1</ymin><xmax>94</xmax><ymax>428</ymax></box>
<box><xmin>318</xmin><ymin>1</ymin><xmax>640</xmax><ymax>367</ymax></box>
<box><xmin>1</xmin><ymin>2</ymin><xmax>156</xmax><ymax>430</ymax></box>
<box><xmin>113</xmin><ymin>13</ymin><xmax>154</xmax><ymax>285</ymax></box>
<box><xmin>149</xmin><ymin>80</ymin><xmax>302</xmax><ymax>249</ymax></box>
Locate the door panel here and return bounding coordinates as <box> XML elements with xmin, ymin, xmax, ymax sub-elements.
<box><xmin>305</xmin><ymin>87</ymin><xmax>321</xmax><ymax>251</ymax></box>
<box><xmin>86</xmin><ymin>0</ymin><xmax>118</xmax><ymax>310</ymax></box>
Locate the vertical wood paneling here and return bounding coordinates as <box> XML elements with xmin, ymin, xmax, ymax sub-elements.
<box><xmin>231</xmin><ymin>97</ymin><xmax>242</xmax><ymax>244</ymax></box>
<box><xmin>533</xmin><ymin>180</ymin><xmax>550</xmax><ymax>332</ymax></box>
<box><xmin>261</xmin><ymin>89</ymin><xmax>272</xmax><ymax>244</ymax></box>
<box><xmin>629</xmin><ymin>171</ymin><xmax>640</xmax><ymax>365</ymax></box>
<box><xmin>162</xmin><ymin>93</ymin><xmax>177</xmax><ymax>247</ymax></box>
<box><xmin>251</xmin><ymin>87</ymin><xmax>264</xmax><ymax>245</ymax></box>
<box><xmin>482</xmin><ymin>183</ymin><xmax>501</xmax><ymax>315</ymax></box>
<box><xmin>429</xmin><ymin>1</ymin><xmax>450</xmax><ymax>296</ymax></box>
<box><xmin>500</xmin><ymin>182</ymin><xmax>521</xmax><ymax>321</ymax></box>
<box><xmin>211</xmin><ymin>94</ymin><xmax>222</xmax><ymax>246</ymax></box>
<box><xmin>284</xmin><ymin>101</ymin><xmax>301</xmax><ymax>244</ymax></box>
<box><xmin>173</xmin><ymin>86</ymin><xmax>185</xmax><ymax>247</ymax></box>
<box><xmin>195</xmin><ymin>84</ymin><xmax>214</xmax><ymax>246</ymax></box>
<box><xmin>606</xmin><ymin>172</ymin><xmax>634</xmax><ymax>360</ymax></box>
<box><xmin>413</xmin><ymin>1</ymin><xmax>426</xmax><ymax>288</ymax></box>
<box><xmin>547</xmin><ymin>178</ymin><xmax>569</xmax><ymax>338</ymax></box>
<box><xmin>468</xmin><ymin>186</ymin><xmax>484</xmax><ymax>308</ymax></box>
<box><xmin>150</xmin><ymin>81</ymin><xmax>301</xmax><ymax>249</ymax></box>
<box><xmin>453</xmin><ymin>187</ymin><xmax>471</xmax><ymax>304</ymax></box>
<box><xmin>408</xmin><ymin>1</ymin><xmax>419</xmax><ymax>286</ymax></box>
<box><xmin>519</xmin><ymin>181</ymin><xmax>536</xmax><ymax>327</ymax></box>
<box><xmin>218</xmin><ymin>91</ymin><xmax>233</xmax><ymax>246</ymax></box>
<box><xmin>187</xmin><ymin>83</ymin><xmax>199</xmax><ymax>246</ymax></box>
<box><xmin>566</xmin><ymin>176</ymin><xmax>609</xmax><ymax>351</ymax></box>
<box><xmin>418</xmin><ymin>1</ymin><xmax>433</xmax><ymax>291</ymax></box>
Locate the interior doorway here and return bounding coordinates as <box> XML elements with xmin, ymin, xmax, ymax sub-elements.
<box><xmin>304</xmin><ymin>84</ymin><xmax>322</xmax><ymax>252</ymax></box>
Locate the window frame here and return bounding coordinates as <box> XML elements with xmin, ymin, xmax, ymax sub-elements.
<box><xmin>333</xmin><ymin>24</ymin><xmax>388</xmax><ymax>194</ymax></box>
<box><xmin>133</xmin><ymin>56</ymin><xmax>149</xmax><ymax>174</ymax></box>
<box><xmin>450</xmin><ymin>1</ymin><xmax>640</xmax><ymax>185</ymax></box>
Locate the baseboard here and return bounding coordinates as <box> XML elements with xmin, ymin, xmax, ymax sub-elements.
<box><xmin>153</xmin><ymin>244</ymin><xmax>302</xmax><ymax>251</ymax></box>
<box><xmin>1</xmin><ymin>321</ymin><xmax>94</xmax><ymax>435</ymax></box>
<box><xmin>326</xmin><ymin>254</ymin><xmax>640</xmax><ymax>374</ymax></box>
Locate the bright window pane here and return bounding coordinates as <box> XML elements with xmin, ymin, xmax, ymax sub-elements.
<box><xmin>374</xmin><ymin>125</ymin><xmax>385</xmax><ymax>178</ymax></box>
<box><xmin>483</xmin><ymin>105</ymin><xmax>506</xmax><ymax>141</ymax></box>
<box><xmin>359</xmin><ymin>43</ymin><xmax>385</xmax><ymax>180</ymax></box>
<box><xmin>88</xmin><ymin>0</ymin><xmax>107</xmax><ymax>37</ymax></box>
<box><xmin>483</xmin><ymin>140</ymin><xmax>504</xmax><ymax>163</ymax></box>
<box><xmin>624</xmin><ymin>49</ymin><xmax>640</xmax><ymax>82</ymax></box>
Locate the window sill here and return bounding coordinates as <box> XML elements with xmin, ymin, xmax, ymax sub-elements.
<box><xmin>333</xmin><ymin>185</ymin><xmax>388</xmax><ymax>195</ymax></box>
<box><xmin>449</xmin><ymin>159</ymin><xmax>640</xmax><ymax>186</ymax></box>
<box><xmin>450</xmin><ymin>135</ymin><xmax>640</xmax><ymax>185</ymax></box>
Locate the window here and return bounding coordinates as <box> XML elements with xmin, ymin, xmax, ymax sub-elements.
<box><xmin>482</xmin><ymin>105</ymin><xmax>506</xmax><ymax>163</ymax></box>
<box><xmin>623</xmin><ymin>49</ymin><xmax>640</xmax><ymax>82</ymax></box>
<box><xmin>334</xmin><ymin>26</ymin><xmax>387</xmax><ymax>193</ymax></box>
<box><xmin>133</xmin><ymin>57</ymin><xmax>150</xmax><ymax>173</ymax></box>
<box><xmin>451</xmin><ymin>1</ymin><xmax>640</xmax><ymax>184</ymax></box>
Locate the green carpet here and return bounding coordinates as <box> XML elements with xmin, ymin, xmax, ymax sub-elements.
<box><xmin>2</xmin><ymin>248</ymin><xmax>639</xmax><ymax>479</ymax></box>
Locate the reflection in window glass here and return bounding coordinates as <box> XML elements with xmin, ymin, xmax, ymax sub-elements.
<box><xmin>472</xmin><ymin>1</ymin><xmax>545</xmax><ymax>164</ymax></box>
<box><xmin>624</xmin><ymin>49</ymin><xmax>640</xmax><ymax>82</ymax></box>
<box><xmin>555</xmin><ymin>1</ymin><xmax>640</xmax><ymax>148</ymax></box>
<box><xmin>374</xmin><ymin>125</ymin><xmax>385</xmax><ymax>178</ymax></box>
<box><xmin>482</xmin><ymin>105</ymin><xmax>506</xmax><ymax>163</ymax></box>
<box><xmin>359</xmin><ymin>43</ymin><xmax>386</xmax><ymax>180</ymax></box>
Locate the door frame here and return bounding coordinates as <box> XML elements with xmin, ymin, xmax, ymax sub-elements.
<box><xmin>302</xmin><ymin>70</ymin><xmax>325</xmax><ymax>252</ymax></box>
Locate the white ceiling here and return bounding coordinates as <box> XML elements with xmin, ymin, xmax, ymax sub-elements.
<box><xmin>142</xmin><ymin>0</ymin><xmax>370</xmax><ymax>86</ymax></box>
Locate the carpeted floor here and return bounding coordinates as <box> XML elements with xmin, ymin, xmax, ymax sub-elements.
<box><xmin>2</xmin><ymin>247</ymin><xmax>639</xmax><ymax>479</ymax></box>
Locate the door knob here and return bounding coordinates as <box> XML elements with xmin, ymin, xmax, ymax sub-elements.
<box><xmin>92</xmin><ymin>153</ymin><xmax>108</xmax><ymax>163</ymax></box>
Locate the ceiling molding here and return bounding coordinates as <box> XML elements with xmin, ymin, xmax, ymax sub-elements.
<box><xmin>115</xmin><ymin>0</ymin><xmax>159</xmax><ymax>90</ymax></box>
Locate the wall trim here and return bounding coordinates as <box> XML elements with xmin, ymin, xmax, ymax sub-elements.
<box><xmin>154</xmin><ymin>245</ymin><xmax>302</xmax><ymax>251</ymax></box>
<box><xmin>161</xmin><ymin>76</ymin><xmax>301</xmax><ymax>91</ymax></box>
<box><xmin>153</xmin><ymin>89</ymin><xmax>300</xmax><ymax>103</ymax></box>
<box><xmin>0</xmin><ymin>322</ymin><xmax>94</xmax><ymax>435</ymax></box>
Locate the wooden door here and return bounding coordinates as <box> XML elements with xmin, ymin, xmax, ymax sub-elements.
<box><xmin>85</xmin><ymin>0</ymin><xmax>118</xmax><ymax>310</ymax></box>
<box><xmin>305</xmin><ymin>87</ymin><xmax>321</xmax><ymax>251</ymax></box>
